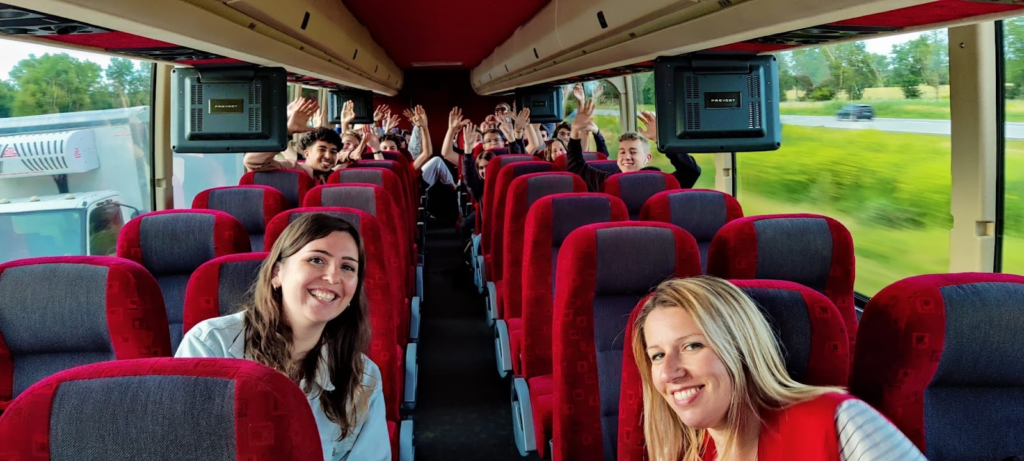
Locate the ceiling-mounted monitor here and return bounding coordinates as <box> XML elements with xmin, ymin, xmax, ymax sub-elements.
<box><xmin>327</xmin><ymin>89</ymin><xmax>374</xmax><ymax>125</ymax></box>
<box><xmin>515</xmin><ymin>86</ymin><xmax>563</xmax><ymax>123</ymax></box>
<box><xmin>171</xmin><ymin>66</ymin><xmax>288</xmax><ymax>153</ymax></box>
<box><xmin>654</xmin><ymin>54</ymin><xmax>781</xmax><ymax>154</ymax></box>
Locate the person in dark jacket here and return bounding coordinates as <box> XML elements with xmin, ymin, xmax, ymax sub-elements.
<box><xmin>566</xmin><ymin>100</ymin><xmax>701</xmax><ymax>192</ymax></box>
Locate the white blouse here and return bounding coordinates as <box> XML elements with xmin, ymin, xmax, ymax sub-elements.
<box><xmin>176</xmin><ymin>312</ymin><xmax>391</xmax><ymax>461</ymax></box>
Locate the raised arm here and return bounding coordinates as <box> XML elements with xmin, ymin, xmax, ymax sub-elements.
<box><xmin>567</xmin><ymin>100</ymin><xmax>612</xmax><ymax>192</ymax></box>
<box><xmin>525</xmin><ymin>122</ymin><xmax>544</xmax><ymax>156</ymax></box>
<box><xmin>640</xmin><ymin>110</ymin><xmax>701</xmax><ymax>188</ymax></box>
<box><xmin>408</xmin><ymin>106</ymin><xmax>435</xmax><ymax>170</ymax></box>
<box><xmin>405</xmin><ymin>108</ymin><xmax>423</xmax><ymax>158</ymax></box>
<box><xmin>441</xmin><ymin>107</ymin><xmax>465</xmax><ymax>166</ymax></box>
<box><xmin>244</xmin><ymin>96</ymin><xmax>317</xmax><ymax>172</ymax></box>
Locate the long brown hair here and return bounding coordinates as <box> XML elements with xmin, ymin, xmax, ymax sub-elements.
<box><xmin>243</xmin><ymin>213</ymin><xmax>372</xmax><ymax>440</ymax></box>
<box><xmin>631</xmin><ymin>277</ymin><xmax>842</xmax><ymax>461</ymax></box>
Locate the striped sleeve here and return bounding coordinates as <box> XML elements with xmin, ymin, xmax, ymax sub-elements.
<box><xmin>836</xmin><ymin>399</ymin><xmax>926</xmax><ymax>461</ymax></box>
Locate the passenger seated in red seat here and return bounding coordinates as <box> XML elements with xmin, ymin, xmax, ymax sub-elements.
<box><xmin>176</xmin><ymin>214</ymin><xmax>390</xmax><ymax>461</ymax></box>
<box><xmin>540</xmin><ymin>138</ymin><xmax>567</xmax><ymax>162</ymax></box>
<box><xmin>633</xmin><ymin>277</ymin><xmax>923</xmax><ymax>461</ymax></box>
<box><xmin>566</xmin><ymin>101</ymin><xmax>701</xmax><ymax>192</ymax></box>
<box><xmin>244</xmin><ymin>97</ymin><xmax>369</xmax><ymax>185</ymax></box>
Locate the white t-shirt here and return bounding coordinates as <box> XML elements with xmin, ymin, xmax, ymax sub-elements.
<box><xmin>176</xmin><ymin>312</ymin><xmax>391</xmax><ymax>461</ymax></box>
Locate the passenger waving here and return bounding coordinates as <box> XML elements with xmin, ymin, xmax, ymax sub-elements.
<box><xmin>177</xmin><ymin>214</ymin><xmax>390</xmax><ymax>461</ymax></box>
<box><xmin>633</xmin><ymin>277</ymin><xmax>924</xmax><ymax>461</ymax></box>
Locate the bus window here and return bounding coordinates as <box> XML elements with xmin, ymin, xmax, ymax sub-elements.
<box><xmin>1002</xmin><ymin>17</ymin><xmax>1024</xmax><ymax>274</ymax></box>
<box><xmin>0</xmin><ymin>39</ymin><xmax>155</xmax><ymax>263</ymax></box>
<box><xmin>631</xmin><ymin>72</ymin><xmax>717</xmax><ymax>190</ymax></box>
<box><xmin>736</xmin><ymin>31</ymin><xmax>952</xmax><ymax>295</ymax></box>
<box><xmin>561</xmin><ymin>79</ymin><xmax>622</xmax><ymax>154</ymax></box>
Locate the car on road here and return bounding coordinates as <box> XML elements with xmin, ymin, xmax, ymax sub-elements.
<box><xmin>836</xmin><ymin>104</ymin><xmax>875</xmax><ymax>121</ymax></box>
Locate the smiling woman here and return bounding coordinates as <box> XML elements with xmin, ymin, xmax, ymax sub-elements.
<box><xmin>632</xmin><ymin>277</ymin><xmax>925</xmax><ymax>461</ymax></box>
<box><xmin>176</xmin><ymin>213</ymin><xmax>390</xmax><ymax>461</ymax></box>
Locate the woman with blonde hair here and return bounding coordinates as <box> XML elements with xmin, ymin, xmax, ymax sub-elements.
<box><xmin>632</xmin><ymin>276</ymin><xmax>922</xmax><ymax>461</ymax></box>
<box><xmin>177</xmin><ymin>213</ymin><xmax>389</xmax><ymax>460</ymax></box>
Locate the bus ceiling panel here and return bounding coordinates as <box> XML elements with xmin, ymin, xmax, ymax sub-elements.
<box><xmin>341</xmin><ymin>0</ymin><xmax>548</xmax><ymax>69</ymax></box>
<box><xmin>222</xmin><ymin>0</ymin><xmax>402</xmax><ymax>88</ymax></box>
<box><xmin>0</xmin><ymin>0</ymin><xmax>401</xmax><ymax>95</ymax></box>
<box><xmin>0</xmin><ymin>3</ymin><xmax>109</xmax><ymax>36</ymax></box>
<box><xmin>473</xmin><ymin>0</ymin><xmax>1024</xmax><ymax>95</ymax></box>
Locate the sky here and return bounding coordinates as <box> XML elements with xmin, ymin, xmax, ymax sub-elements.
<box><xmin>0</xmin><ymin>31</ymin><xmax>927</xmax><ymax>81</ymax></box>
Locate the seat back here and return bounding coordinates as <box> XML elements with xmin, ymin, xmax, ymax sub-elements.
<box><xmin>481</xmin><ymin>155</ymin><xmax>538</xmax><ymax>254</ymax></box>
<box><xmin>182</xmin><ymin>253</ymin><xmax>267</xmax><ymax>334</ymax></box>
<box><xmin>0</xmin><ymin>358</ymin><xmax>322</xmax><ymax>460</ymax></box>
<box><xmin>328</xmin><ymin>167</ymin><xmax>413</xmax><ymax>236</ymax></box>
<box><xmin>502</xmin><ymin>173</ymin><xmax>587</xmax><ymax>322</ymax></box>
<box><xmin>488</xmin><ymin>162</ymin><xmax>555</xmax><ymax>279</ymax></box>
<box><xmin>617</xmin><ymin>279</ymin><xmax>851</xmax><ymax>460</ymax></box>
<box><xmin>603</xmin><ymin>171</ymin><xmax>681</xmax><ymax>220</ymax></box>
<box><xmin>192</xmin><ymin>186</ymin><xmax>289</xmax><ymax>252</ymax></box>
<box><xmin>640</xmin><ymin>189</ymin><xmax>744</xmax><ymax>272</ymax></box>
<box><xmin>521</xmin><ymin>193</ymin><xmax>629</xmax><ymax>380</ymax></box>
<box><xmin>707</xmin><ymin>214</ymin><xmax>857</xmax><ymax>351</ymax></box>
<box><xmin>850</xmin><ymin>273</ymin><xmax>1024</xmax><ymax>459</ymax></box>
<box><xmin>341</xmin><ymin>160</ymin><xmax>416</xmax><ymax>231</ymax></box>
<box><xmin>551</xmin><ymin>152</ymin><xmax>608</xmax><ymax>171</ymax></box>
<box><xmin>117</xmin><ymin>210</ymin><xmax>250</xmax><ymax>352</ymax></box>
<box><xmin>304</xmin><ymin>183</ymin><xmax>411</xmax><ymax>267</ymax></box>
<box><xmin>587</xmin><ymin>160</ymin><xmax>622</xmax><ymax>175</ymax></box>
<box><xmin>239</xmin><ymin>169</ymin><xmax>315</xmax><ymax>209</ymax></box>
<box><xmin>0</xmin><ymin>256</ymin><xmax>171</xmax><ymax>409</ymax></box>
<box><xmin>264</xmin><ymin>207</ymin><xmax>403</xmax><ymax>421</ymax></box>
<box><xmin>552</xmin><ymin>222</ymin><xmax>701</xmax><ymax>461</ymax></box>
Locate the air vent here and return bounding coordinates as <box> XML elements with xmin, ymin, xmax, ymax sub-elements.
<box><xmin>748</xmin><ymin>75</ymin><xmax>760</xmax><ymax>99</ymax></box>
<box><xmin>110</xmin><ymin>47</ymin><xmax>222</xmax><ymax>62</ymax></box>
<box><xmin>191</xmin><ymin>107</ymin><xmax>203</xmax><ymax>133</ymax></box>
<box><xmin>686</xmin><ymin>103</ymin><xmax>700</xmax><ymax>131</ymax></box>
<box><xmin>249</xmin><ymin>107</ymin><xmax>262</xmax><ymax>132</ymax></box>
<box><xmin>249</xmin><ymin>83</ymin><xmax>261</xmax><ymax>105</ymax></box>
<box><xmin>749</xmin><ymin>102</ymin><xmax>761</xmax><ymax>129</ymax></box>
<box><xmin>191</xmin><ymin>84</ymin><xmax>203</xmax><ymax>106</ymax></box>
<box><xmin>684</xmin><ymin>76</ymin><xmax>699</xmax><ymax>99</ymax></box>
<box><xmin>0</xmin><ymin>5</ymin><xmax>108</xmax><ymax>35</ymax></box>
<box><xmin>750</xmin><ymin>25</ymin><xmax>900</xmax><ymax>46</ymax></box>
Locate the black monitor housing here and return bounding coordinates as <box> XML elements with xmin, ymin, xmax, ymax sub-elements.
<box><xmin>654</xmin><ymin>54</ymin><xmax>781</xmax><ymax>153</ymax></box>
<box><xmin>171</xmin><ymin>66</ymin><xmax>288</xmax><ymax>153</ymax></box>
<box><xmin>328</xmin><ymin>89</ymin><xmax>375</xmax><ymax>125</ymax></box>
<box><xmin>515</xmin><ymin>86</ymin><xmax>564</xmax><ymax>123</ymax></box>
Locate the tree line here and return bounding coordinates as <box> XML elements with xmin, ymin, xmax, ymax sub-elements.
<box><xmin>0</xmin><ymin>53</ymin><xmax>152</xmax><ymax>118</ymax></box>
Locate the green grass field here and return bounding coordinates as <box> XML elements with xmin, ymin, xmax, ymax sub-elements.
<box><xmin>641</xmin><ymin>99</ymin><xmax>1024</xmax><ymax>122</ymax></box>
<box><xmin>627</xmin><ymin>123</ymin><xmax>1024</xmax><ymax>295</ymax></box>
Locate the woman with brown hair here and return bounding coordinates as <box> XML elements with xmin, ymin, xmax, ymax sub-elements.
<box><xmin>177</xmin><ymin>213</ymin><xmax>389</xmax><ymax>461</ymax></box>
<box><xmin>633</xmin><ymin>276</ymin><xmax>922</xmax><ymax>461</ymax></box>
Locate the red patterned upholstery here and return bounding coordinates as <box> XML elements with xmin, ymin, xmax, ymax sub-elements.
<box><xmin>520</xmin><ymin>193</ymin><xmax>629</xmax><ymax>458</ymax></box>
<box><xmin>182</xmin><ymin>253</ymin><xmax>268</xmax><ymax>334</ymax></box>
<box><xmin>603</xmin><ymin>171</ymin><xmax>682</xmax><ymax>220</ymax></box>
<box><xmin>0</xmin><ymin>358</ymin><xmax>322</xmax><ymax>460</ymax></box>
<box><xmin>192</xmin><ymin>185</ymin><xmax>289</xmax><ymax>252</ymax></box>
<box><xmin>850</xmin><ymin>273</ymin><xmax>1024</xmax><ymax>457</ymax></box>
<box><xmin>640</xmin><ymin>189</ymin><xmax>743</xmax><ymax>273</ymax></box>
<box><xmin>117</xmin><ymin>210</ymin><xmax>250</xmax><ymax>351</ymax></box>
<box><xmin>707</xmin><ymin>214</ymin><xmax>857</xmax><ymax>353</ymax></box>
<box><xmin>338</xmin><ymin>161</ymin><xmax>416</xmax><ymax>237</ymax></box>
<box><xmin>480</xmin><ymin>155</ymin><xmax>538</xmax><ymax>254</ymax></box>
<box><xmin>552</xmin><ymin>222</ymin><xmax>701</xmax><ymax>460</ymax></box>
<box><xmin>501</xmin><ymin>173</ymin><xmax>586</xmax><ymax>373</ymax></box>
<box><xmin>617</xmin><ymin>279</ymin><xmax>851</xmax><ymax>460</ymax></box>
<box><xmin>239</xmin><ymin>169</ymin><xmax>316</xmax><ymax>209</ymax></box>
<box><xmin>486</xmin><ymin>162</ymin><xmax>554</xmax><ymax>285</ymax></box>
<box><xmin>551</xmin><ymin>152</ymin><xmax>608</xmax><ymax>171</ymax></box>
<box><xmin>329</xmin><ymin>167</ymin><xmax>414</xmax><ymax>237</ymax></box>
<box><xmin>0</xmin><ymin>256</ymin><xmax>172</xmax><ymax>410</ymax></box>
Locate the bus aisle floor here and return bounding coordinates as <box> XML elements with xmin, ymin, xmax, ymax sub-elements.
<box><xmin>415</xmin><ymin>227</ymin><xmax>543</xmax><ymax>460</ymax></box>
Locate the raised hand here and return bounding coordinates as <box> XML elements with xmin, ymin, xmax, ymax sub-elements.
<box><xmin>312</xmin><ymin>106</ymin><xmax>328</xmax><ymax>129</ymax></box>
<box><xmin>373</xmin><ymin>105</ymin><xmax>388</xmax><ymax>124</ymax></box>
<box><xmin>572</xmin><ymin>83</ymin><xmax>586</xmax><ymax>105</ymax></box>
<box><xmin>497</xmin><ymin>117</ymin><xmax>515</xmax><ymax>140</ymax></box>
<box><xmin>341</xmin><ymin>100</ymin><xmax>356</xmax><ymax>128</ymax></box>
<box><xmin>414</xmin><ymin>105</ymin><xmax>428</xmax><ymax>128</ymax></box>
<box><xmin>572</xmin><ymin>100</ymin><xmax>596</xmax><ymax>135</ymax></box>
<box><xmin>448</xmin><ymin>107</ymin><xmax>464</xmax><ymax>131</ymax></box>
<box><xmin>384</xmin><ymin>113</ymin><xmax>400</xmax><ymax>133</ymax></box>
<box><xmin>592</xmin><ymin>83</ymin><xmax>604</xmax><ymax>106</ymax></box>
<box><xmin>638</xmin><ymin>110</ymin><xmax>658</xmax><ymax>142</ymax></box>
<box><xmin>403</xmin><ymin>108</ymin><xmax>417</xmax><ymax>124</ymax></box>
<box><xmin>286</xmin><ymin>97</ymin><xmax>318</xmax><ymax>135</ymax></box>
<box><xmin>463</xmin><ymin>121</ymin><xmax>480</xmax><ymax>148</ymax></box>
<box><xmin>513</xmin><ymin>107</ymin><xmax>531</xmax><ymax>133</ymax></box>
<box><xmin>362</xmin><ymin>125</ymin><xmax>381</xmax><ymax>151</ymax></box>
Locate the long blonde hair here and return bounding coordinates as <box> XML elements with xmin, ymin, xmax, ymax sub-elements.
<box><xmin>631</xmin><ymin>276</ymin><xmax>843</xmax><ymax>461</ymax></box>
